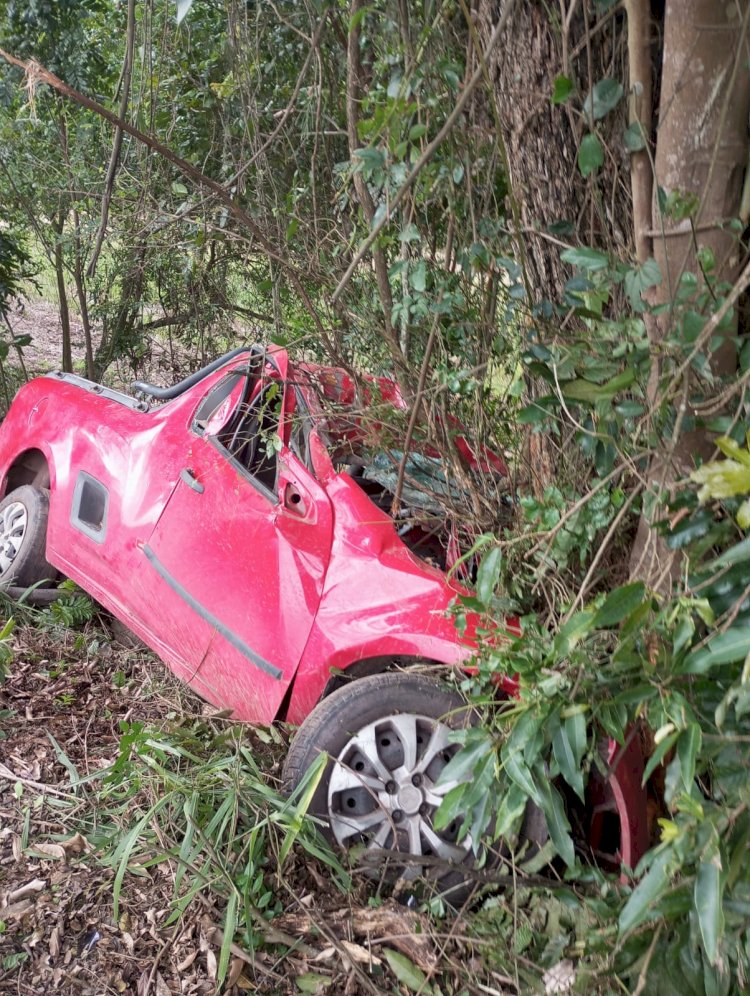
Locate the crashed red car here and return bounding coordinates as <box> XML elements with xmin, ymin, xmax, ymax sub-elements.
<box><xmin>0</xmin><ymin>344</ymin><xmax>648</xmax><ymax>891</ymax></box>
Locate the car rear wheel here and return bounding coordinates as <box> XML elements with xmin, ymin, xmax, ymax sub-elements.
<box><xmin>0</xmin><ymin>485</ymin><xmax>56</xmax><ymax>587</ymax></box>
<box><xmin>282</xmin><ymin>672</ymin><xmax>539</xmax><ymax>902</ymax></box>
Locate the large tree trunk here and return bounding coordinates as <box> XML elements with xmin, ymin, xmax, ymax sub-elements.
<box><xmin>629</xmin><ymin>0</ymin><xmax>750</xmax><ymax>584</ymax></box>
<box><xmin>477</xmin><ymin>0</ymin><xmax>630</xmax><ymax>498</ymax></box>
<box><xmin>477</xmin><ymin>0</ymin><xmax>630</xmax><ymax>303</ymax></box>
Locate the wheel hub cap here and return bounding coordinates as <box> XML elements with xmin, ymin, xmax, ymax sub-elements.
<box><xmin>397</xmin><ymin>784</ymin><xmax>422</xmax><ymax>815</ymax></box>
<box><xmin>327</xmin><ymin>710</ymin><xmax>473</xmax><ymax>879</ymax></box>
<box><xmin>0</xmin><ymin>502</ymin><xmax>27</xmax><ymax>577</ymax></box>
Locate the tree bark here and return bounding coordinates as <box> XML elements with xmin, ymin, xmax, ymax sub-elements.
<box><xmin>51</xmin><ymin>212</ymin><xmax>72</xmax><ymax>373</ymax></box>
<box><xmin>477</xmin><ymin>0</ymin><xmax>630</xmax><ymax>303</ymax></box>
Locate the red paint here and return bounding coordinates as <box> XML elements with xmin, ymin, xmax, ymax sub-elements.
<box><xmin>0</xmin><ymin>346</ymin><xmax>649</xmax><ymax>870</ymax></box>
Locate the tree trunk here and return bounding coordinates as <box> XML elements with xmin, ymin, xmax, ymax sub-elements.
<box><xmin>629</xmin><ymin>0</ymin><xmax>750</xmax><ymax>584</ymax></box>
<box><xmin>477</xmin><ymin>0</ymin><xmax>630</xmax><ymax>303</ymax></box>
<box><xmin>52</xmin><ymin>212</ymin><xmax>73</xmax><ymax>373</ymax></box>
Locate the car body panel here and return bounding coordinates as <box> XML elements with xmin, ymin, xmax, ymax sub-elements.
<box><xmin>0</xmin><ymin>349</ymin><xmax>469</xmax><ymax>725</ymax></box>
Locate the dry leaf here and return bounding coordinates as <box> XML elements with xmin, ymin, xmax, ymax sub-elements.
<box><xmin>176</xmin><ymin>950</ymin><xmax>198</xmax><ymax>972</ymax></box>
<box><xmin>32</xmin><ymin>842</ymin><xmax>67</xmax><ymax>861</ymax></box>
<box><xmin>6</xmin><ymin>877</ymin><xmax>46</xmax><ymax>903</ymax></box>
<box><xmin>205</xmin><ymin>947</ymin><xmax>217</xmax><ymax>980</ymax></box>
<box><xmin>61</xmin><ymin>832</ymin><xmax>89</xmax><ymax>856</ymax></box>
<box><xmin>543</xmin><ymin>959</ymin><xmax>576</xmax><ymax>994</ymax></box>
<box><xmin>227</xmin><ymin>956</ymin><xmax>245</xmax><ymax>988</ymax></box>
<box><xmin>49</xmin><ymin>924</ymin><xmax>62</xmax><ymax>959</ymax></box>
<box><xmin>154</xmin><ymin>972</ymin><xmax>170</xmax><ymax>996</ymax></box>
<box><xmin>315</xmin><ymin>941</ymin><xmax>381</xmax><ymax>969</ymax></box>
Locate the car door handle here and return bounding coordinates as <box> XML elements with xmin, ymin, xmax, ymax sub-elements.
<box><xmin>282</xmin><ymin>482</ymin><xmax>307</xmax><ymax>517</ymax></box>
<box><xmin>180</xmin><ymin>468</ymin><xmax>204</xmax><ymax>494</ymax></box>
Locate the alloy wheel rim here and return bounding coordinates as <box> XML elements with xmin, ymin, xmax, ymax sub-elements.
<box><xmin>0</xmin><ymin>502</ymin><xmax>28</xmax><ymax>577</ymax></box>
<box><xmin>327</xmin><ymin>712</ymin><xmax>472</xmax><ymax>879</ymax></box>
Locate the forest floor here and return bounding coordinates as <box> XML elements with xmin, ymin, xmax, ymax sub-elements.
<box><xmin>1</xmin><ymin>614</ymin><xmax>522</xmax><ymax>996</ymax></box>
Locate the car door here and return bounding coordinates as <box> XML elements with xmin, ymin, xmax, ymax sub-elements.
<box><xmin>143</xmin><ymin>360</ymin><xmax>334</xmax><ymax>723</ymax></box>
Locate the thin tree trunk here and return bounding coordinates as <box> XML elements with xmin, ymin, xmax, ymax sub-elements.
<box><xmin>52</xmin><ymin>212</ymin><xmax>73</xmax><ymax>373</ymax></box>
<box><xmin>72</xmin><ymin>227</ymin><xmax>95</xmax><ymax>380</ymax></box>
<box><xmin>59</xmin><ymin>112</ymin><xmax>96</xmax><ymax>381</ymax></box>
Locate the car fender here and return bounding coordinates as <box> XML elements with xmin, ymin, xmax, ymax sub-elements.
<box><xmin>285</xmin><ymin>625</ymin><xmax>470</xmax><ymax>724</ymax></box>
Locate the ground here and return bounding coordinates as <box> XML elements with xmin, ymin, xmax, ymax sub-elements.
<box><xmin>0</xmin><ymin>603</ymin><xmax>526</xmax><ymax>996</ymax></box>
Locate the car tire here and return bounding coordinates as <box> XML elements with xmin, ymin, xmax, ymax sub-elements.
<box><xmin>282</xmin><ymin>671</ymin><xmax>540</xmax><ymax>903</ymax></box>
<box><xmin>0</xmin><ymin>485</ymin><xmax>56</xmax><ymax>588</ymax></box>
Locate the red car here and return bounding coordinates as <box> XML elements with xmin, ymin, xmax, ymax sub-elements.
<box><xmin>0</xmin><ymin>345</ymin><xmax>648</xmax><ymax>892</ymax></box>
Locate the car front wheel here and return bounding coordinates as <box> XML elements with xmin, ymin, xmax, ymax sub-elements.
<box><xmin>0</xmin><ymin>485</ymin><xmax>55</xmax><ymax>587</ymax></box>
<box><xmin>282</xmin><ymin>671</ymin><xmax>530</xmax><ymax>901</ymax></box>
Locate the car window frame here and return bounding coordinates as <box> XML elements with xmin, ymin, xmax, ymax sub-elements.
<box><xmin>191</xmin><ymin>367</ymin><xmax>317</xmax><ymax>507</ymax></box>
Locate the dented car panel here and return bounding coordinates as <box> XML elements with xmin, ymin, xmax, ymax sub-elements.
<box><xmin>0</xmin><ymin>346</ymin><xmax>478</xmax><ymax>724</ymax></box>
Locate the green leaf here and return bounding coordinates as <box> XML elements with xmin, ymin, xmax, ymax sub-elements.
<box><xmin>665</xmin><ymin>507</ymin><xmax>715</xmax><ymax>549</ymax></box>
<box><xmin>398</xmin><ymin>223</ymin><xmax>421</xmax><ymax>243</ymax></box>
<box><xmin>704</xmin><ymin>535</ymin><xmax>750</xmax><ymax>570</ymax></box>
<box><xmin>624</xmin><ymin>256</ymin><xmax>661</xmax><ymax>311</ymax></box>
<box><xmin>642</xmin><ymin>731</ymin><xmax>680</xmax><ymax>785</ymax></box>
<box><xmin>552</xmin><ymin>75</ymin><xmax>574</xmax><ymax>104</ymax></box>
<box><xmin>593</xmin><ymin>582</ymin><xmax>646</xmax><ymax>628</ymax></box>
<box><xmin>578</xmin><ymin>133</ymin><xmax>604</xmax><ymax>176</ymax></box>
<box><xmin>583</xmin><ymin>78</ymin><xmax>624</xmax><ymax>120</ymax></box>
<box><xmin>279</xmin><ymin>750</ymin><xmax>327</xmax><ymax>867</ymax></box>
<box><xmin>738</xmin><ymin>497</ymin><xmax>750</xmax><ymax>529</ymax></box>
<box><xmin>554</xmin><ymin>610</ymin><xmax>596</xmax><ymax>656</ymax></box>
<box><xmin>551</xmin><ymin>712</ymin><xmax>586</xmax><ymax>800</ymax></box>
<box><xmin>352</xmin><ymin>147</ymin><xmax>385</xmax><ymax>171</ymax></box>
<box><xmin>348</xmin><ymin>4</ymin><xmax>373</xmax><ymax>31</ymax></box>
<box><xmin>677</xmin><ymin>723</ymin><xmax>701</xmax><ymax>793</ymax></box>
<box><xmin>452</xmin><ymin>164</ymin><xmax>465</xmax><ymax>184</ymax></box>
<box><xmin>297</xmin><ymin>972</ymin><xmax>333</xmax><ymax>992</ymax></box>
<box><xmin>383</xmin><ymin>949</ymin><xmax>430</xmax><ymax>993</ymax></box>
<box><xmin>502</xmin><ymin>750</ymin><xmax>540</xmax><ymax>805</ymax></box>
<box><xmin>560</xmin><ymin>246</ymin><xmax>609</xmax><ymax>271</ymax></box>
<box><xmin>695</xmin><ymin>844</ymin><xmax>724</xmax><ymax>966</ymax></box>
<box><xmin>476</xmin><ymin>546</ymin><xmax>501</xmax><ymax>604</ymax></box>
<box><xmin>408</xmin><ymin>123</ymin><xmax>427</xmax><ymax>141</ymax></box>
<box><xmin>680</xmin><ymin>626</ymin><xmax>750</xmax><ymax>675</ymax></box>
<box><xmin>619</xmin><ymin>848</ymin><xmax>674</xmax><ymax>935</ymax></box>
<box><xmin>692</xmin><ymin>458</ymin><xmax>750</xmax><ymax>501</ymax></box>
<box><xmin>537</xmin><ymin>777</ymin><xmax>575</xmax><ymax>867</ymax></box>
<box><xmin>562</xmin><ymin>368</ymin><xmax>636</xmax><ymax>404</ymax></box>
<box><xmin>217</xmin><ymin>891</ymin><xmax>238</xmax><ymax>986</ymax></box>
<box><xmin>623</xmin><ymin>122</ymin><xmax>646</xmax><ymax>152</ymax></box>
<box><xmin>436</xmin><ymin>734</ymin><xmax>492</xmax><ymax>788</ymax></box>
<box><xmin>410</xmin><ymin>260</ymin><xmax>427</xmax><ymax>292</ymax></box>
